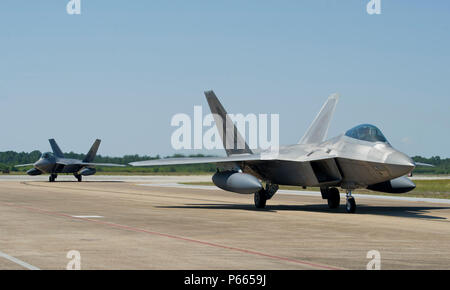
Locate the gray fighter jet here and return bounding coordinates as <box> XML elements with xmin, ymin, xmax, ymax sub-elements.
<box><xmin>16</xmin><ymin>139</ymin><xmax>124</xmax><ymax>182</ymax></box>
<box><xmin>131</xmin><ymin>91</ymin><xmax>422</xmax><ymax>213</ymax></box>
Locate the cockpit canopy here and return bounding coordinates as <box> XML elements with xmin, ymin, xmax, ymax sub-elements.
<box><xmin>41</xmin><ymin>152</ymin><xmax>54</xmax><ymax>159</ymax></box>
<box><xmin>345</xmin><ymin>124</ymin><xmax>388</xmax><ymax>143</ymax></box>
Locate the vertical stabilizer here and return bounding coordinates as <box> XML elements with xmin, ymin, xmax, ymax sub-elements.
<box><xmin>83</xmin><ymin>139</ymin><xmax>101</xmax><ymax>162</ymax></box>
<box><xmin>49</xmin><ymin>139</ymin><xmax>65</xmax><ymax>158</ymax></box>
<box><xmin>299</xmin><ymin>93</ymin><xmax>339</xmax><ymax>144</ymax></box>
<box><xmin>205</xmin><ymin>91</ymin><xmax>253</xmax><ymax>156</ymax></box>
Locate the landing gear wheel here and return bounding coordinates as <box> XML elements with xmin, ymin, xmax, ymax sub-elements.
<box><xmin>75</xmin><ymin>174</ymin><xmax>82</xmax><ymax>182</ymax></box>
<box><xmin>254</xmin><ymin>190</ymin><xmax>267</xmax><ymax>209</ymax></box>
<box><xmin>49</xmin><ymin>174</ymin><xmax>57</xmax><ymax>182</ymax></box>
<box><xmin>327</xmin><ymin>188</ymin><xmax>340</xmax><ymax>209</ymax></box>
<box><xmin>346</xmin><ymin>196</ymin><xmax>356</xmax><ymax>213</ymax></box>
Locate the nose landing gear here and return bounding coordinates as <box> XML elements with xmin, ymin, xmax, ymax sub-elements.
<box><xmin>322</xmin><ymin>187</ymin><xmax>357</xmax><ymax>213</ymax></box>
<box><xmin>345</xmin><ymin>190</ymin><xmax>356</xmax><ymax>213</ymax></box>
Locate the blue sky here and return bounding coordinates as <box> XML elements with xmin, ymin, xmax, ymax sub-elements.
<box><xmin>0</xmin><ymin>1</ymin><xmax>449</xmax><ymax>157</ymax></box>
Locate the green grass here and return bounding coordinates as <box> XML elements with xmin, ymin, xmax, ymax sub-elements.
<box><xmin>180</xmin><ymin>179</ymin><xmax>450</xmax><ymax>199</ymax></box>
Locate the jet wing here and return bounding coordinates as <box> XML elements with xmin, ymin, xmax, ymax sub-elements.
<box><xmin>129</xmin><ymin>151</ymin><xmax>339</xmax><ymax>167</ymax></box>
<box><xmin>53</xmin><ymin>160</ymin><xmax>125</xmax><ymax>167</ymax></box>
<box><xmin>130</xmin><ymin>154</ymin><xmax>262</xmax><ymax>167</ymax></box>
<box><xmin>15</xmin><ymin>163</ymin><xmax>35</xmax><ymax>167</ymax></box>
<box><xmin>80</xmin><ymin>163</ymin><xmax>126</xmax><ymax>167</ymax></box>
<box><xmin>414</xmin><ymin>162</ymin><xmax>434</xmax><ymax>167</ymax></box>
<box><xmin>130</xmin><ymin>152</ymin><xmax>342</xmax><ymax>187</ymax></box>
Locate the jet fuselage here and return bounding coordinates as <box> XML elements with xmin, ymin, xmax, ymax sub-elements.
<box><xmin>246</xmin><ymin>134</ymin><xmax>414</xmax><ymax>190</ymax></box>
<box><xmin>33</xmin><ymin>155</ymin><xmax>94</xmax><ymax>174</ymax></box>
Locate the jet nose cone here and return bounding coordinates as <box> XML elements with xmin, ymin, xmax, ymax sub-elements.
<box><xmin>34</xmin><ymin>159</ymin><xmax>50</xmax><ymax>172</ymax></box>
<box><xmin>386</xmin><ymin>151</ymin><xmax>415</xmax><ymax>177</ymax></box>
<box><xmin>34</xmin><ymin>160</ymin><xmax>44</xmax><ymax>169</ymax></box>
<box><xmin>386</xmin><ymin>152</ymin><xmax>415</xmax><ymax>167</ymax></box>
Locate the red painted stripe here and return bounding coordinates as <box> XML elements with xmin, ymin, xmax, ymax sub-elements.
<box><xmin>1</xmin><ymin>202</ymin><xmax>342</xmax><ymax>270</ymax></box>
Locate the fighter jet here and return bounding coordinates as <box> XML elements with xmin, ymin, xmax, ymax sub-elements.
<box><xmin>131</xmin><ymin>91</ymin><xmax>421</xmax><ymax>213</ymax></box>
<box><xmin>16</xmin><ymin>139</ymin><xmax>124</xmax><ymax>182</ymax></box>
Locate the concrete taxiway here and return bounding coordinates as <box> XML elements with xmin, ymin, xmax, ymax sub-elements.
<box><xmin>0</xmin><ymin>176</ymin><xmax>449</xmax><ymax>270</ymax></box>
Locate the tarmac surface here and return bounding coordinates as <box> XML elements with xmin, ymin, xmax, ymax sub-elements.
<box><xmin>0</xmin><ymin>175</ymin><xmax>449</xmax><ymax>270</ymax></box>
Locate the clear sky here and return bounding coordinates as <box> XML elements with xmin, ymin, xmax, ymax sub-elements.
<box><xmin>1</xmin><ymin>1</ymin><xmax>449</xmax><ymax>157</ymax></box>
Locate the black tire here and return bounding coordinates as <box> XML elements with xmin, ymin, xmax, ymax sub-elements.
<box><xmin>75</xmin><ymin>175</ymin><xmax>82</xmax><ymax>182</ymax></box>
<box><xmin>327</xmin><ymin>187</ymin><xmax>340</xmax><ymax>209</ymax></box>
<box><xmin>346</xmin><ymin>197</ymin><xmax>356</xmax><ymax>213</ymax></box>
<box><xmin>49</xmin><ymin>176</ymin><xmax>53</xmax><ymax>182</ymax></box>
<box><xmin>254</xmin><ymin>190</ymin><xmax>267</xmax><ymax>209</ymax></box>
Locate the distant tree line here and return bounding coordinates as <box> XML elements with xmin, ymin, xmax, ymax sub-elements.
<box><xmin>410</xmin><ymin>156</ymin><xmax>450</xmax><ymax>174</ymax></box>
<box><xmin>0</xmin><ymin>151</ymin><xmax>448</xmax><ymax>174</ymax></box>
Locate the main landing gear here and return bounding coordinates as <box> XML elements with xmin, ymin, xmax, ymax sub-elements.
<box><xmin>74</xmin><ymin>174</ymin><xmax>82</xmax><ymax>182</ymax></box>
<box><xmin>324</xmin><ymin>187</ymin><xmax>340</xmax><ymax>209</ymax></box>
<box><xmin>254</xmin><ymin>183</ymin><xmax>279</xmax><ymax>209</ymax></box>
<box><xmin>321</xmin><ymin>187</ymin><xmax>340</xmax><ymax>209</ymax></box>
<box><xmin>321</xmin><ymin>187</ymin><xmax>357</xmax><ymax>213</ymax></box>
<box><xmin>254</xmin><ymin>190</ymin><xmax>267</xmax><ymax>209</ymax></box>
<box><xmin>49</xmin><ymin>174</ymin><xmax>57</xmax><ymax>182</ymax></box>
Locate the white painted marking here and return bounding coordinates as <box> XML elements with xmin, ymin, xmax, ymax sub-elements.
<box><xmin>0</xmin><ymin>251</ymin><xmax>40</xmax><ymax>270</ymax></box>
<box><xmin>71</xmin><ymin>215</ymin><xmax>104</xmax><ymax>218</ymax></box>
<box><xmin>138</xmin><ymin>183</ymin><xmax>450</xmax><ymax>205</ymax></box>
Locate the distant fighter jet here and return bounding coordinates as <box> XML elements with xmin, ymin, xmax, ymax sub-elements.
<box><xmin>16</xmin><ymin>139</ymin><xmax>124</xmax><ymax>182</ymax></box>
<box><xmin>131</xmin><ymin>91</ymin><xmax>424</xmax><ymax>213</ymax></box>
